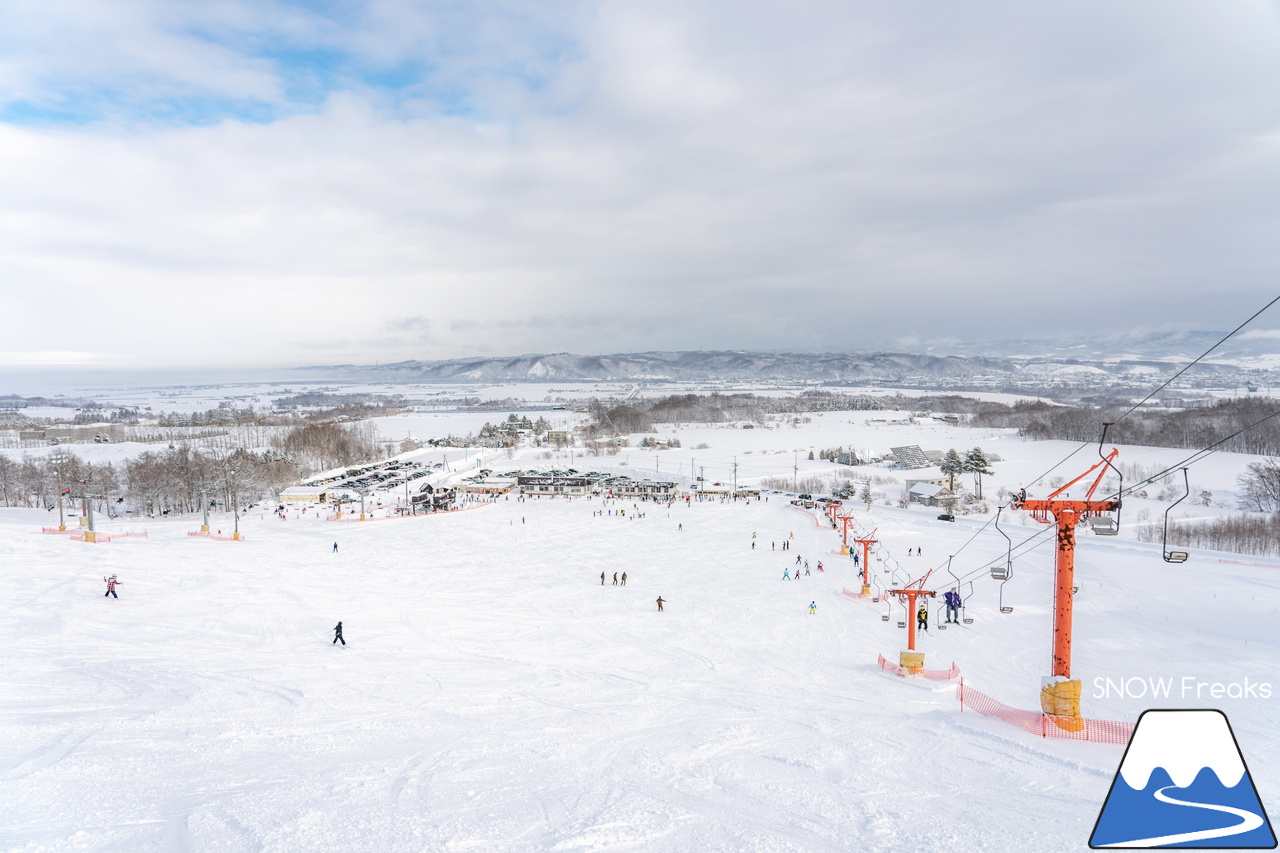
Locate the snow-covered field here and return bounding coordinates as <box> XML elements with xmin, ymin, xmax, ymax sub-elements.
<box><xmin>3</xmin><ymin>477</ymin><xmax>1278</xmax><ymax>851</ymax></box>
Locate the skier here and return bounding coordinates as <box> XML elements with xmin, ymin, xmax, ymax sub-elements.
<box><xmin>809</xmin><ymin>601</ymin><xmax>816</xmax><ymax>615</ymax></box>
<box><xmin>817</xmin><ymin>561</ymin><xmax>824</xmax><ymax>572</ymax></box>
<box><xmin>103</xmin><ymin>575</ymin><xmax>121</xmax><ymax>598</ymax></box>
<box><xmin>333</xmin><ymin>542</ymin><xmax>338</xmax><ymax>553</ymax></box>
<box><xmin>853</xmin><ymin>553</ymin><xmax>860</xmax><ymax>567</ymax></box>
<box><xmin>751</xmin><ymin>542</ymin><xmax>755</xmax><ymax>550</ymax></box>
<box><xmin>656</xmin><ymin>596</ymin><xmax>665</xmax><ymax>612</ymax></box>
<box><xmin>621</xmin><ymin>572</ymin><xmax>627</xmax><ymax>586</ymax></box>
<box><xmin>783</xmin><ymin>569</ymin><xmax>791</xmax><ymax>581</ymax></box>
<box><xmin>601</xmin><ymin>572</ymin><xmax>606</xmax><ymax>586</ymax></box>
<box><xmin>917</xmin><ymin>605</ymin><xmax>928</xmax><ymax>633</ymax></box>
<box><xmin>678</xmin><ymin>523</ymin><xmax>683</xmax><ymax>531</ymax></box>
<box><xmin>796</xmin><ymin>555</ymin><xmax>801</xmax><ymax>565</ymax></box>
<box><xmin>945</xmin><ymin>588</ymin><xmax>962</xmax><ymax>623</ymax></box>
<box><xmin>333</xmin><ymin>621</ymin><xmax>345</xmax><ymax>645</ymax></box>
<box><xmin>613</xmin><ymin>572</ymin><xmax>618</xmax><ymax>585</ymax></box>
<box><xmin>804</xmin><ymin>565</ymin><xmax>810</xmax><ymax>576</ymax></box>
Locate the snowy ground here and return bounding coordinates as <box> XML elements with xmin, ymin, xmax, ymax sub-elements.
<box><xmin>3</xmin><ymin>483</ymin><xmax>1277</xmax><ymax>851</ymax></box>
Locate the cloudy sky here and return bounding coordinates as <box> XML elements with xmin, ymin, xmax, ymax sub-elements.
<box><xmin>1</xmin><ymin>1</ymin><xmax>1279</xmax><ymax>369</ymax></box>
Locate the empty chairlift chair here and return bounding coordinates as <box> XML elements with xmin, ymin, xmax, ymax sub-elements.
<box><xmin>1161</xmin><ymin>468</ymin><xmax>1191</xmax><ymax>563</ymax></box>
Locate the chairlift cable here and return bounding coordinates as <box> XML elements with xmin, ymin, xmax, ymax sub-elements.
<box><xmin>1024</xmin><ymin>294</ymin><xmax>1280</xmax><ymax>490</ymax></box>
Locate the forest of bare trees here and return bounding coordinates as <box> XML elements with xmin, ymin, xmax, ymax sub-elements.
<box><xmin>0</xmin><ymin>421</ymin><xmax>380</xmax><ymax>515</ymax></box>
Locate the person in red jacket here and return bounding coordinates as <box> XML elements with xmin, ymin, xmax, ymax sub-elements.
<box><xmin>103</xmin><ymin>575</ymin><xmax>121</xmax><ymax>598</ymax></box>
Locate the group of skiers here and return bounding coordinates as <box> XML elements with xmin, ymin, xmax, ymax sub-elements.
<box><xmin>601</xmin><ymin>571</ymin><xmax>629</xmax><ymax>586</ymax></box>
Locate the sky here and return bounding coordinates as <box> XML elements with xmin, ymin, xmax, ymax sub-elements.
<box><xmin>2</xmin><ymin>1</ymin><xmax>1280</xmax><ymax>370</ymax></box>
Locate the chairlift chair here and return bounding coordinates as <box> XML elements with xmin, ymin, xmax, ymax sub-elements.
<box><xmin>995</xmin><ymin>506</ymin><xmax>1015</xmax><ymax>614</ymax></box>
<box><xmin>1162</xmin><ymin>468</ymin><xmax>1192</xmax><ymax>564</ymax></box>
<box><xmin>1090</xmin><ymin>516</ymin><xmax>1119</xmax><ymax>536</ymax></box>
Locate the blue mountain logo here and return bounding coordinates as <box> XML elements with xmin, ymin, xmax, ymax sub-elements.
<box><xmin>1090</xmin><ymin>709</ymin><xmax>1276</xmax><ymax>848</ymax></box>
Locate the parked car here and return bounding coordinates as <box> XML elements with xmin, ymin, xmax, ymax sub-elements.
<box><xmin>937</xmin><ymin>513</ymin><xmax>955</xmax><ymax>522</ymax></box>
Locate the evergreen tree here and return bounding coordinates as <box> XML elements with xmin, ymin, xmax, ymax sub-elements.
<box><xmin>963</xmin><ymin>447</ymin><xmax>994</xmax><ymax>499</ymax></box>
<box><xmin>939</xmin><ymin>448</ymin><xmax>964</xmax><ymax>492</ymax></box>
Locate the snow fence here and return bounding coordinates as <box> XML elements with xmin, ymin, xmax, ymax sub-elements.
<box><xmin>955</xmin><ymin>680</ymin><xmax>1135</xmax><ymax>745</ymax></box>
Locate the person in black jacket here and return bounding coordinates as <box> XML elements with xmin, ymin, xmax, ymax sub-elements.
<box><xmin>333</xmin><ymin>621</ymin><xmax>345</xmax><ymax>645</ymax></box>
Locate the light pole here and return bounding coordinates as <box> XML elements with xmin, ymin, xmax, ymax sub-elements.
<box><xmin>51</xmin><ymin>452</ymin><xmax>68</xmax><ymax>531</ymax></box>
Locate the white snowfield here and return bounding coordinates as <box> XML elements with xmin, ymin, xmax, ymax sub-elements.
<box><xmin>2</xmin><ymin>485</ymin><xmax>1277</xmax><ymax>853</ymax></box>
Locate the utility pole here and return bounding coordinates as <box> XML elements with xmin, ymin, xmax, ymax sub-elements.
<box><xmin>793</xmin><ymin>452</ymin><xmax>798</xmax><ymax>492</ymax></box>
<box><xmin>232</xmin><ymin>483</ymin><xmax>241</xmax><ymax>540</ymax></box>
<box><xmin>732</xmin><ymin>457</ymin><xmax>738</xmax><ymax>497</ymax></box>
<box><xmin>200</xmin><ymin>484</ymin><xmax>210</xmax><ymax>533</ymax></box>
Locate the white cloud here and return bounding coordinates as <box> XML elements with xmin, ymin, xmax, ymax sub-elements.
<box><xmin>1</xmin><ymin>1</ymin><xmax>1279</xmax><ymax>368</ymax></box>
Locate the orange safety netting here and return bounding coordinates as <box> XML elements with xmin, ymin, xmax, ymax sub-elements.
<box><xmin>955</xmin><ymin>680</ymin><xmax>1134</xmax><ymax>744</ymax></box>
<box><xmin>876</xmin><ymin>653</ymin><xmax>961</xmax><ymax>681</ymax></box>
<box><xmin>186</xmin><ymin>531</ymin><xmax>243</xmax><ymax>541</ymax></box>
<box><xmin>841</xmin><ymin>587</ymin><xmax>873</xmax><ymax>600</ymax></box>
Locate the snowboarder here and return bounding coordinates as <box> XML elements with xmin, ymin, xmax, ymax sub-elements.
<box><xmin>333</xmin><ymin>621</ymin><xmax>345</xmax><ymax>645</ymax></box>
<box><xmin>333</xmin><ymin>542</ymin><xmax>338</xmax><ymax>553</ymax></box>
<box><xmin>621</xmin><ymin>572</ymin><xmax>627</xmax><ymax>586</ymax></box>
<box><xmin>917</xmin><ymin>605</ymin><xmax>928</xmax><ymax>632</ymax></box>
<box><xmin>656</xmin><ymin>596</ymin><xmax>665</xmax><ymax>612</ymax></box>
<box><xmin>103</xmin><ymin>575</ymin><xmax>120</xmax><ymax>598</ymax></box>
<box><xmin>817</xmin><ymin>561</ymin><xmax>824</xmax><ymax>572</ymax></box>
<box><xmin>613</xmin><ymin>572</ymin><xmax>618</xmax><ymax>585</ymax></box>
<box><xmin>809</xmin><ymin>601</ymin><xmax>816</xmax><ymax>615</ymax></box>
<box><xmin>944</xmin><ymin>588</ymin><xmax>962</xmax><ymax>623</ymax></box>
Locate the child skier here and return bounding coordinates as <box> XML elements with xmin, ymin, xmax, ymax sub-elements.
<box><xmin>103</xmin><ymin>575</ymin><xmax>121</xmax><ymax>598</ymax></box>
<box><xmin>917</xmin><ymin>605</ymin><xmax>928</xmax><ymax>632</ymax></box>
<box><xmin>809</xmin><ymin>601</ymin><xmax>816</xmax><ymax>615</ymax></box>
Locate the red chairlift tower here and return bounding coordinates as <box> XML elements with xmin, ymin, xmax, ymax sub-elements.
<box><xmin>888</xmin><ymin>569</ymin><xmax>936</xmax><ymax>671</ymax></box>
<box><xmin>854</xmin><ymin>533</ymin><xmax>878</xmax><ymax>595</ymax></box>
<box><xmin>1010</xmin><ymin>442</ymin><xmax>1121</xmax><ymax>727</ymax></box>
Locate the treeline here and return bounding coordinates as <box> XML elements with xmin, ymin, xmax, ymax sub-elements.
<box><xmin>970</xmin><ymin>397</ymin><xmax>1280</xmax><ymax>455</ymax></box>
<box><xmin>583</xmin><ymin>392</ymin><xmax>885</xmax><ymax>436</ymax></box>
<box><xmin>1139</xmin><ymin>513</ymin><xmax>1280</xmax><ymax>558</ymax></box>
<box><xmin>0</xmin><ymin>421</ymin><xmax>381</xmax><ymax>514</ymax></box>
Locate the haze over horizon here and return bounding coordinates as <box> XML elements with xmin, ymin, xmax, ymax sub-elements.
<box><xmin>3</xmin><ymin>2</ymin><xmax>1280</xmax><ymax>370</ymax></box>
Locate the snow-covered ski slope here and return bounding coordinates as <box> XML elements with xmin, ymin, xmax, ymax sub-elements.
<box><xmin>2</xmin><ymin>490</ymin><xmax>1277</xmax><ymax>851</ymax></box>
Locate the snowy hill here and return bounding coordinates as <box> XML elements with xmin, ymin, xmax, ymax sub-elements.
<box><xmin>4</xmin><ymin>482</ymin><xmax>1277</xmax><ymax>851</ymax></box>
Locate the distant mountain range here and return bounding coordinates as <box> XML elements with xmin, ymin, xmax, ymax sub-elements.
<box><xmin>304</xmin><ymin>331</ymin><xmax>1280</xmax><ymax>389</ymax></box>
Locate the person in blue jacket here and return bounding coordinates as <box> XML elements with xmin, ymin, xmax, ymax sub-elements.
<box><xmin>944</xmin><ymin>587</ymin><xmax>962</xmax><ymax>623</ymax></box>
